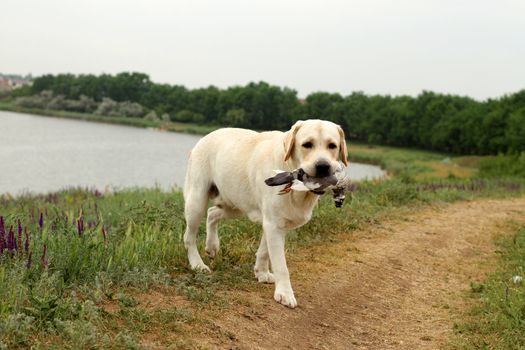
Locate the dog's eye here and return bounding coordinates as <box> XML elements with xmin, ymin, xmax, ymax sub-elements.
<box><xmin>328</xmin><ymin>143</ymin><xmax>337</xmax><ymax>149</ymax></box>
<box><xmin>302</xmin><ymin>142</ymin><xmax>313</xmax><ymax>149</ymax></box>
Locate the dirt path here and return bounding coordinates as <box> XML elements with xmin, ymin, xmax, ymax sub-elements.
<box><xmin>204</xmin><ymin>197</ymin><xmax>525</xmax><ymax>349</ymax></box>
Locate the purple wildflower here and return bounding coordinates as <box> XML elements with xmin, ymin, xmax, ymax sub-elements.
<box><xmin>41</xmin><ymin>244</ymin><xmax>49</xmax><ymax>268</ymax></box>
<box><xmin>26</xmin><ymin>252</ymin><xmax>32</xmax><ymax>269</ymax></box>
<box><xmin>38</xmin><ymin>213</ymin><xmax>44</xmax><ymax>230</ymax></box>
<box><xmin>17</xmin><ymin>220</ymin><xmax>22</xmax><ymax>253</ymax></box>
<box><xmin>77</xmin><ymin>217</ymin><xmax>84</xmax><ymax>236</ymax></box>
<box><xmin>0</xmin><ymin>216</ymin><xmax>6</xmax><ymax>254</ymax></box>
<box><xmin>7</xmin><ymin>225</ymin><xmax>15</xmax><ymax>251</ymax></box>
<box><xmin>24</xmin><ymin>227</ymin><xmax>30</xmax><ymax>253</ymax></box>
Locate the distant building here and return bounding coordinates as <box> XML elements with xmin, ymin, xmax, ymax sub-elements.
<box><xmin>0</xmin><ymin>73</ymin><xmax>33</xmax><ymax>91</ymax></box>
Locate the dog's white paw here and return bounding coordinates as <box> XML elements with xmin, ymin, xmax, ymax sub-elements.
<box><xmin>191</xmin><ymin>261</ymin><xmax>211</xmax><ymax>273</ymax></box>
<box><xmin>205</xmin><ymin>241</ymin><xmax>220</xmax><ymax>259</ymax></box>
<box><xmin>274</xmin><ymin>288</ymin><xmax>297</xmax><ymax>308</ymax></box>
<box><xmin>254</xmin><ymin>270</ymin><xmax>275</xmax><ymax>284</ymax></box>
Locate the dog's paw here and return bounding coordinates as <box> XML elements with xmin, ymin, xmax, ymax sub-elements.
<box><xmin>205</xmin><ymin>242</ymin><xmax>220</xmax><ymax>259</ymax></box>
<box><xmin>274</xmin><ymin>288</ymin><xmax>297</xmax><ymax>308</ymax></box>
<box><xmin>254</xmin><ymin>270</ymin><xmax>275</xmax><ymax>284</ymax></box>
<box><xmin>191</xmin><ymin>262</ymin><xmax>211</xmax><ymax>273</ymax></box>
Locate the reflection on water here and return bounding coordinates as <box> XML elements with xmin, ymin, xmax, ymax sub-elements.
<box><xmin>0</xmin><ymin>111</ymin><xmax>385</xmax><ymax>195</ymax></box>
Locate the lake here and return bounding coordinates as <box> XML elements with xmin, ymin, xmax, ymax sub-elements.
<box><xmin>0</xmin><ymin>111</ymin><xmax>385</xmax><ymax>195</ymax></box>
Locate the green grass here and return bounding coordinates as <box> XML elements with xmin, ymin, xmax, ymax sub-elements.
<box><xmin>478</xmin><ymin>153</ymin><xmax>525</xmax><ymax>179</ymax></box>
<box><xmin>348</xmin><ymin>142</ymin><xmax>478</xmax><ymax>179</ymax></box>
<box><xmin>0</xmin><ymin>102</ymin><xmax>218</xmax><ymax>135</ymax></box>
<box><xmin>0</xmin><ymin>178</ymin><xmax>523</xmax><ymax>348</ymax></box>
<box><xmin>452</xmin><ymin>226</ymin><xmax>525</xmax><ymax>349</ymax></box>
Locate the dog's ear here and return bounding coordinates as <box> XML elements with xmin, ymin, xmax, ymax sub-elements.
<box><xmin>338</xmin><ymin>126</ymin><xmax>349</xmax><ymax>166</ymax></box>
<box><xmin>284</xmin><ymin>120</ymin><xmax>303</xmax><ymax>162</ymax></box>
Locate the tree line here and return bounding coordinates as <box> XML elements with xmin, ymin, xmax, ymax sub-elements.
<box><xmin>12</xmin><ymin>72</ymin><xmax>525</xmax><ymax>155</ymax></box>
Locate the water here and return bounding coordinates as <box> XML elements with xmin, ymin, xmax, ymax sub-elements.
<box><xmin>0</xmin><ymin>111</ymin><xmax>385</xmax><ymax>195</ymax></box>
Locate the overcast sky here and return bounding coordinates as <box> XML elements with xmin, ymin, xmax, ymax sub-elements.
<box><xmin>1</xmin><ymin>0</ymin><xmax>524</xmax><ymax>100</ymax></box>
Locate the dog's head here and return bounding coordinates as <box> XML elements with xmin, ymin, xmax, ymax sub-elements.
<box><xmin>283</xmin><ymin>119</ymin><xmax>348</xmax><ymax>177</ymax></box>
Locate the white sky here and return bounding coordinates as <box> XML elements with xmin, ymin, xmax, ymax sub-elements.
<box><xmin>1</xmin><ymin>0</ymin><xmax>524</xmax><ymax>100</ymax></box>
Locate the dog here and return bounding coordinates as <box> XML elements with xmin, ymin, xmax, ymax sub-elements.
<box><xmin>183</xmin><ymin>119</ymin><xmax>348</xmax><ymax>308</ymax></box>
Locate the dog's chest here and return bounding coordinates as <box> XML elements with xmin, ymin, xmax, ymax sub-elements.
<box><xmin>281</xmin><ymin>193</ymin><xmax>318</xmax><ymax>229</ymax></box>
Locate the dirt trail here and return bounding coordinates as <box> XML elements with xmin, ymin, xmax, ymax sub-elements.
<box><xmin>206</xmin><ymin>197</ymin><xmax>525</xmax><ymax>349</ymax></box>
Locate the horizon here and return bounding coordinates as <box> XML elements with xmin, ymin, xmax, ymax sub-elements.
<box><xmin>1</xmin><ymin>0</ymin><xmax>524</xmax><ymax>101</ymax></box>
<box><xmin>2</xmin><ymin>70</ymin><xmax>524</xmax><ymax>103</ymax></box>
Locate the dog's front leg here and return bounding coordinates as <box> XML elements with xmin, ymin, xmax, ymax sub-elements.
<box><xmin>263</xmin><ymin>220</ymin><xmax>297</xmax><ymax>308</ymax></box>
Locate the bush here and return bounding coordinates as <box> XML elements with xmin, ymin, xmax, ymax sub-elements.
<box><xmin>117</xmin><ymin>101</ymin><xmax>144</xmax><ymax>118</ymax></box>
<box><xmin>144</xmin><ymin>110</ymin><xmax>159</xmax><ymax>121</ymax></box>
<box><xmin>13</xmin><ymin>90</ymin><xmax>53</xmax><ymax>109</ymax></box>
<box><xmin>172</xmin><ymin>110</ymin><xmax>205</xmax><ymax>123</ymax></box>
<box><xmin>94</xmin><ymin>97</ymin><xmax>119</xmax><ymax>116</ymax></box>
<box><xmin>94</xmin><ymin>98</ymin><xmax>145</xmax><ymax>118</ymax></box>
<box><xmin>478</xmin><ymin>153</ymin><xmax>525</xmax><ymax>178</ymax></box>
<box><xmin>223</xmin><ymin>108</ymin><xmax>246</xmax><ymax>127</ymax></box>
<box><xmin>15</xmin><ymin>92</ymin><xmax>99</xmax><ymax>114</ymax></box>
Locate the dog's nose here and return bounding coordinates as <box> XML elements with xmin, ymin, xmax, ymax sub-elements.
<box><xmin>315</xmin><ymin>161</ymin><xmax>331</xmax><ymax>177</ymax></box>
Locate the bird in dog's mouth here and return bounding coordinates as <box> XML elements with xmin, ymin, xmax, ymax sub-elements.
<box><xmin>264</xmin><ymin>162</ymin><xmax>349</xmax><ymax>207</ymax></box>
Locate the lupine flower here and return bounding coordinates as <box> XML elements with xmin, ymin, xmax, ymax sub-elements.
<box><xmin>17</xmin><ymin>220</ymin><xmax>23</xmax><ymax>252</ymax></box>
<box><xmin>38</xmin><ymin>213</ymin><xmax>44</xmax><ymax>229</ymax></box>
<box><xmin>77</xmin><ymin>217</ymin><xmax>84</xmax><ymax>236</ymax></box>
<box><xmin>41</xmin><ymin>244</ymin><xmax>49</xmax><ymax>268</ymax></box>
<box><xmin>7</xmin><ymin>225</ymin><xmax>16</xmax><ymax>251</ymax></box>
<box><xmin>26</xmin><ymin>252</ymin><xmax>32</xmax><ymax>269</ymax></box>
<box><xmin>0</xmin><ymin>216</ymin><xmax>6</xmax><ymax>253</ymax></box>
<box><xmin>24</xmin><ymin>227</ymin><xmax>30</xmax><ymax>253</ymax></box>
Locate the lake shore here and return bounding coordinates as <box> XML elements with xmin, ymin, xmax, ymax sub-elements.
<box><xmin>0</xmin><ymin>101</ymin><xmax>219</xmax><ymax>135</ymax></box>
<box><xmin>1</xmin><ymin>102</ymin><xmax>485</xmax><ymax>180</ymax></box>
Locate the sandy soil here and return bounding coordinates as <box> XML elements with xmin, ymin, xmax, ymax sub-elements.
<box><xmin>200</xmin><ymin>197</ymin><xmax>525</xmax><ymax>349</ymax></box>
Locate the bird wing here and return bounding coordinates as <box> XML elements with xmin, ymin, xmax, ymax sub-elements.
<box><xmin>290</xmin><ymin>180</ymin><xmax>311</xmax><ymax>191</ymax></box>
<box><xmin>265</xmin><ymin>171</ymin><xmax>295</xmax><ymax>186</ymax></box>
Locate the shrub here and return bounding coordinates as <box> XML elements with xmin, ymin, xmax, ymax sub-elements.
<box><xmin>172</xmin><ymin>110</ymin><xmax>205</xmax><ymax>123</ymax></box>
<box><xmin>94</xmin><ymin>98</ymin><xmax>145</xmax><ymax>117</ymax></box>
<box><xmin>13</xmin><ymin>90</ymin><xmax>53</xmax><ymax>109</ymax></box>
<box><xmin>144</xmin><ymin>110</ymin><xmax>159</xmax><ymax>121</ymax></box>
<box><xmin>117</xmin><ymin>101</ymin><xmax>144</xmax><ymax>118</ymax></box>
<box><xmin>478</xmin><ymin>153</ymin><xmax>525</xmax><ymax>178</ymax></box>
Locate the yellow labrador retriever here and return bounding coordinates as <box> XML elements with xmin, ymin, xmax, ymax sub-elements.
<box><xmin>183</xmin><ymin>119</ymin><xmax>348</xmax><ymax>308</ymax></box>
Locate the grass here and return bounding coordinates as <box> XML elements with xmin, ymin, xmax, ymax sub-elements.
<box><xmin>452</xmin><ymin>226</ymin><xmax>525</xmax><ymax>349</ymax></box>
<box><xmin>478</xmin><ymin>153</ymin><xmax>525</xmax><ymax>179</ymax></box>
<box><xmin>0</xmin><ymin>177</ymin><xmax>523</xmax><ymax>349</ymax></box>
<box><xmin>348</xmin><ymin>143</ymin><xmax>477</xmax><ymax>179</ymax></box>
<box><xmin>0</xmin><ymin>101</ymin><xmax>218</xmax><ymax>135</ymax></box>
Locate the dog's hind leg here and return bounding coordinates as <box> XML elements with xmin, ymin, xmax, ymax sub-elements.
<box><xmin>205</xmin><ymin>205</ymin><xmax>241</xmax><ymax>259</ymax></box>
<box><xmin>183</xmin><ymin>185</ymin><xmax>210</xmax><ymax>272</ymax></box>
<box><xmin>254</xmin><ymin>231</ymin><xmax>275</xmax><ymax>284</ymax></box>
